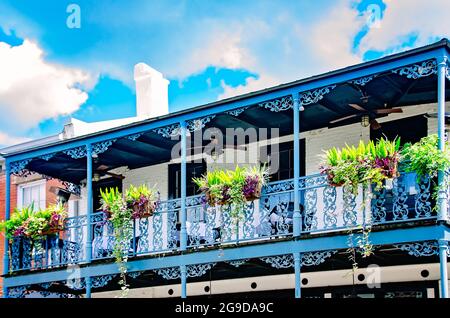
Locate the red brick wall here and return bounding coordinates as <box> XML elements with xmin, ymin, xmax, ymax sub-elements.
<box><xmin>0</xmin><ymin>173</ymin><xmax>17</xmax><ymax>296</ymax></box>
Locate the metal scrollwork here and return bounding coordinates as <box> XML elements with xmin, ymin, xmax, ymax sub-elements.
<box><xmin>155</xmin><ymin>267</ymin><xmax>180</xmax><ymax>280</ymax></box>
<box><xmin>343</xmin><ymin>186</ymin><xmax>358</xmax><ymax>226</ymax></box>
<box><xmin>91</xmin><ymin>274</ymin><xmax>116</xmax><ymax>288</ymax></box>
<box><xmin>186</xmin><ymin>263</ymin><xmax>216</xmax><ymax>278</ymax></box>
<box><xmin>392</xmin><ymin>177</ymin><xmax>409</xmax><ymax>220</ymax></box>
<box><xmin>10</xmin><ymin>159</ymin><xmax>32</xmax><ymax>176</ymax></box>
<box><xmin>302</xmin><ymin>250</ymin><xmax>337</xmax><ymax>266</ymax></box>
<box><xmin>349</xmin><ymin>75</ymin><xmax>375</xmax><ymax>86</ymax></box>
<box><xmin>92</xmin><ymin>140</ymin><xmax>116</xmax><ymax>156</ymax></box>
<box><xmin>323</xmin><ymin>186</ymin><xmax>337</xmax><ymax>228</ymax></box>
<box><xmin>63</xmin><ymin>146</ymin><xmax>87</xmax><ymax>159</ymax></box>
<box><xmin>7</xmin><ymin>285</ymin><xmax>30</xmax><ymax>298</ymax></box>
<box><xmin>258</xmin><ymin>96</ymin><xmax>293</xmax><ymax>112</ymax></box>
<box><xmin>394</xmin><ymin>241</ymin><xmax>439</xmax><ymax>257</ymax></box>
<box><xmin>62</xmin><ymin>181</ymin><xmax>81</xmax><ymax>196</ymax></box>
<box><xmin>128</xmin><ymin>271</ymin><xmax>144</xmax><ymax>279</ymax></box>
<box><xmin>226</xmin><ymin>107</ymin><xmax>248</xmax><ymax>117</ymax></box>
<box><xmin>125</xmin><ymin>132</ymin><xmax>144</xmax><ymax>141</ymax></box>
<box><xmin>38</xmin><ymin>153</ymin><xmax>56</xmax><ymax>161</ymax></box>
<box><xmin>261</xmin><ymin>254</ymin><xmax>294</xmax><ymax>269</ymax></box>
<box><xmin>227</xmin><ymin>259</ymin><xmax>248</xmax><ymax>267</ymax></box>
<box><xmin>392</xmin><ymin>59</ymin><xmax>437</xmax><ymax>79</ymax></box>
<box><xmin>300</xmin><ymin>85</ymin><xmax>336</xmax><ymax>107</ymax></box>
<box><xmin>153</xmin><ymin>123</ymin><xmax>181</xmax><ymax>138</ymax></box>
<box><xmin>371</xmin><ymin>186</ymin><xmax>387</xmax><ymax>223</ymax></box>
<box><xmin>187</xmin><ymin>115</ymin><xmax>216</xmax><ymax>132</ymax></box>
<box><xmin>415</xmin><ymin>175</ymin><xmax>432</xmax><ymax>218</ymax></box>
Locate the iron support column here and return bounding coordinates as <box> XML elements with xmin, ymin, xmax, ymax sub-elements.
<box><xmin>294</xmin><ymin>252</ymin><xmax>302</xmax><ymax>298</ymax></box>
<box><xmin>180</xmin><ymin>265</ymin><xmax>187</xmax><ymax>298</ymax></box>
<box><xmin>438</xmin><ymin>55</ymin><xmax>448</xmax><ymax>222</ymax></box>
<box><xmin>86</xmin><ymin>144</ymin><xmax>93</xmax><ymax>263</ymax></box>
<box><xmin>439</xmin><ymin>239</ymin><xmax>449</xmax><ymax>298</ymax></box>
<box><xmin>180</xmin><ymin>121</ymin><xmax>188</xmax><ymax>251</ymax></box>
<box><xmin>293</xmin><ymin>95</ymin><xmax>302</xmax><ymax>237</ymax></box>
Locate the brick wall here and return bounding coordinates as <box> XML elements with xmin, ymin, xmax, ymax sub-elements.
<box><xmin>0</xmin><ymin>173</ymin><xmax>17</xmax><ymax>296</ymax></box>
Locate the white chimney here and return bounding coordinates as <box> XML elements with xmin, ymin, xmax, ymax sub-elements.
<box><xmin>134</xmin><ymin>63</ymin><xmax>169</xmax><ymax>119</ymax></box>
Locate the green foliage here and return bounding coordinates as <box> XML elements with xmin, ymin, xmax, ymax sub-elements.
<box><xmin>401</xmin><ymin>134</ymin><xmax>450</xmax><ymax>180</ymax></box>
<box><xmin>125</xmin><ymin>184</ymin><xmax>158</xmax><ymax>203</ymax></box>
<box><xmin>0</xmin><ymin>203</ymin><xmax>67</xmax><ymax>240</ymax></box>
<box><xmin>193</xmin><ymin>165</ymin><xmax>269</xmax><ymax>220</ymax></box>
<box><xmin>321</xmin><ymin>137</ymin><xmax>400</xmax><ymax>193</ymax></box>
<box><xmin>0</xmin><ymin>204</ymin><xmax>34</xmax><ymax>238</ymax></box>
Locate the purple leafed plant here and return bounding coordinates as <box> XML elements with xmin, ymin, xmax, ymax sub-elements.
<box><xmin>242</xmin><ymin>175</ymin><xmax>260</xmax><ymax>198</ymax></box>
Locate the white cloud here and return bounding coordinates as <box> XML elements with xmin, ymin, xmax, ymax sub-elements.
<box><xmin>358</xmin><ymin>0</ymin><xmax>450</xmax><ymax>55</ymax></box>
<box><xmin>0</xmin><ymin>131</ymin><xmax>30</xmax><ymax>147</ymax></box>
<box><xmin>0</xmin><ymin>40</ymin><xmax>91</xmax><ymax>133</ymax></box>
<box><xmin>218</xmin><ymin>0</ymin><xmax>365</xmax><ymax>99</ymax></box>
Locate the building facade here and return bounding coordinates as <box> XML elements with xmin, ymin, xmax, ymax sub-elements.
<box><xmin>2</xmin><ymin>39</ymin><xmax>450</xmax><ymax>299</ymax></box>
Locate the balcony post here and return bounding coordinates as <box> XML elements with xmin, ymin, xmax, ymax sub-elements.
<box><xmin>85</xmin><ymin>276</ymin><xmax>92</xmax><ymax>298</ymax></box>
<box><xmin>293</xmin><ymin>94</ymin><xmax>302</xmax><ymax>237</ymax></box>
<box><xmin>294</xmin><ymin>252</ymin><xmax>301</xmax><ymax>298</ymax></box>
<box><xmin>180</xmin><ymin>264</ymin><xmax>187</xmax><ymax>298</ymax></box>
<box><xmin>2</xmin><ymin>160</ymin><xmax>11</xmax><ymax>296</ymax></box>
<box><xmin>439</xmin><ymin>239</ymin><xmax>449</xmax><ymax>298</ymax></box>
<box><xmin>180</xmin><ymin>121</ymin><xmax>188</xmax><ymax>251</ymax></box>
<box><xmin>86</xmin><ymin>144</ymin><xmax>93</xmax><ymax>263</ymax></box>
<box><xmin>437</xmin><ymin>55</ymin><xmax>448</xmax><ymax>222</ymax></box>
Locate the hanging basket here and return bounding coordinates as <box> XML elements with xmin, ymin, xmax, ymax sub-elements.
<box><xmin>244</xmin><ymin>183</ymin><xmax>263</xmax><ymax>202</ymax></box>
<box><xmin>130</xmin><ymin>200</ymin><xmax>158</xmax><ymax>219</ymax></box>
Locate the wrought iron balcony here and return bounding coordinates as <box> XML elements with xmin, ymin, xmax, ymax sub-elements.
<box><xmin>7</xmin><ymin>171</ymin><xmax>441</xmax><ymax>273</ymax></box>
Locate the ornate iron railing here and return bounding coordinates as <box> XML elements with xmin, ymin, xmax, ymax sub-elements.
<box><xmin>301</xmin><ymin>172</ymin><xmax>437</xmax><ymax>233</ymax></box>
<box><xmin>10</xmin><ymin>214</ymin><xmax>87</xmax><ymax>271</ymax></box>
<box><xmin>7</xmin><ymin>172</ymin><xmax>439</xmax><ymax>272</ymax></box>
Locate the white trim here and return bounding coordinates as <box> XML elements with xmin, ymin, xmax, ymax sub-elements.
<box><xmin>17</xmin><ymin>179</ymin><xmax>46</xmax><ymax>210</ymax></box>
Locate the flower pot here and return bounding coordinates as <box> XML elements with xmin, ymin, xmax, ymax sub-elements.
<box><xmin>244</xmin><ymin>183</ymin><xmax>262</xmax><ymax>202</ymax></box>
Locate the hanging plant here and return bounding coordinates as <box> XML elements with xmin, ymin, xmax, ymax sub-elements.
<box><xmin>193</xmin><ymin>165</ymin><xmax>269</xmax><ymax>221</ymax></box>
<box><xmin>125</xmin><ymin>184</ymin><xmax>160</xmax><ymax>219</ymax></box>
<box><xmin>320</xmin><ymin>137</ymin><xmax>400</xmax><ymax>194</ymax></box>
<box><xmin>0</xmin><ymin>203</ymin><xmax>67</xmax><ymax>240</ymax></box>
<box><xmin>401</xmin><ymin>134</ymin><xmax>450</xmax><ymax>180</ymax></box>
<box><xmin>401</xmin><ymin>134</ymin><xmax>450</xmax><ymax>212</ymax></box>
<box><xmin>100</xmin><ymin>187</ymin><xmax>133</xmax><ymax>297</ymax></box>
<box><xmin>319</xmin><ymin>137</ymin><xmax>400</xmax><ymax>261</ymax></box>
<box><xmin>0</xmin><ymin>204</ymin><xmax>34</xmax><ymax>239</ymax></box>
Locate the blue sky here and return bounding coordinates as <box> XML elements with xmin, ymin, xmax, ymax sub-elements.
<box><xmin>0</xmin><ymin>0</ymin><xmax>448</xmax><ymax>147</ymax></box>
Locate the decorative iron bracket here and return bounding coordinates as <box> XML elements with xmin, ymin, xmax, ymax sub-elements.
<box><xmin>394</xmin><ymin>241</ymin><xmax>439</xmax><ymax>257</ymax></box>
<box><xmin>154</xmin><ymin>263</ymin><xmax>217</xmax><ymax>280</ymax></box>
<box><xmin>125</xmin><ymin>133</ymin><xmax>145</xmax><ymax>141</ymax></box>
<box><xmin>258</xmin><ymin>96</ymin><xmax>293</xmax><ymax>112</ymax></box>
<box><xmin>7</xmin><ymin>285</ymin><xmax>30</xmax><ymax>298</ymax></box>
<box><xmin>92</xmin><ymin>140</ymin><xmax>116</xmax><ymax>156</ymax></box>
<box><xmin>154</xmin><ymin>115</ymin><xmax>216</xmax><ymax>139</ymax></box>
<box><xmin>300</xmin><ymin>85</ymin><xmax>337</xmax><ymax>107</ymax></box>
<box><xmin>63</xmin><ymin>146</ymin><xmax>87</xmax><ymax>159</ymax></box>
<box><xmin>226</xmin><ymin>259</ymin><xmax>248</xmax><ymax>267</ymax></box>
<box><xmin>392</xmin><ymin>59</ymin><xmax>437</xmax><ymax>79</ymax></box>
<box><xmin>349</xmin><ymin>75</ymin><xmax>375</xmax><ymax>87</ymax></box>
<box><xmin>10</xmin><ymin>159</ymin><xmax>32</xmax><ymax>176</ymax></box>
<box><xmin>261</xmin><ymin>251</ymin><xmax>337</xmax><ymax>269</ymax></box>
<box><xmin>226</xmin><ymin>107</ymin><xmax>249</xmax><ymax>117</ymax></box>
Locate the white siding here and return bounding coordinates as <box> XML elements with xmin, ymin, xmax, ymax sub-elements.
<box><xmin>122</xmin><ymin>163</ymin><xmax>169</xmax><ymax>200</ymax></box>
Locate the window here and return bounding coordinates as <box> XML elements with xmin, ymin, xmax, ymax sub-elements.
<box><xmin>260</xmin><ymin>140</ymin><xmax>305</xmax><ymax>182</ymax></box>
<box><xmin>168</xmin><ymin>161</ymin><xmax>207</xmax><ymax>199</ymax></box>
<box><xmin>17</xmin><ymin>180</ymin><xmax>46</xmax><ymax>211</ymax></box>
